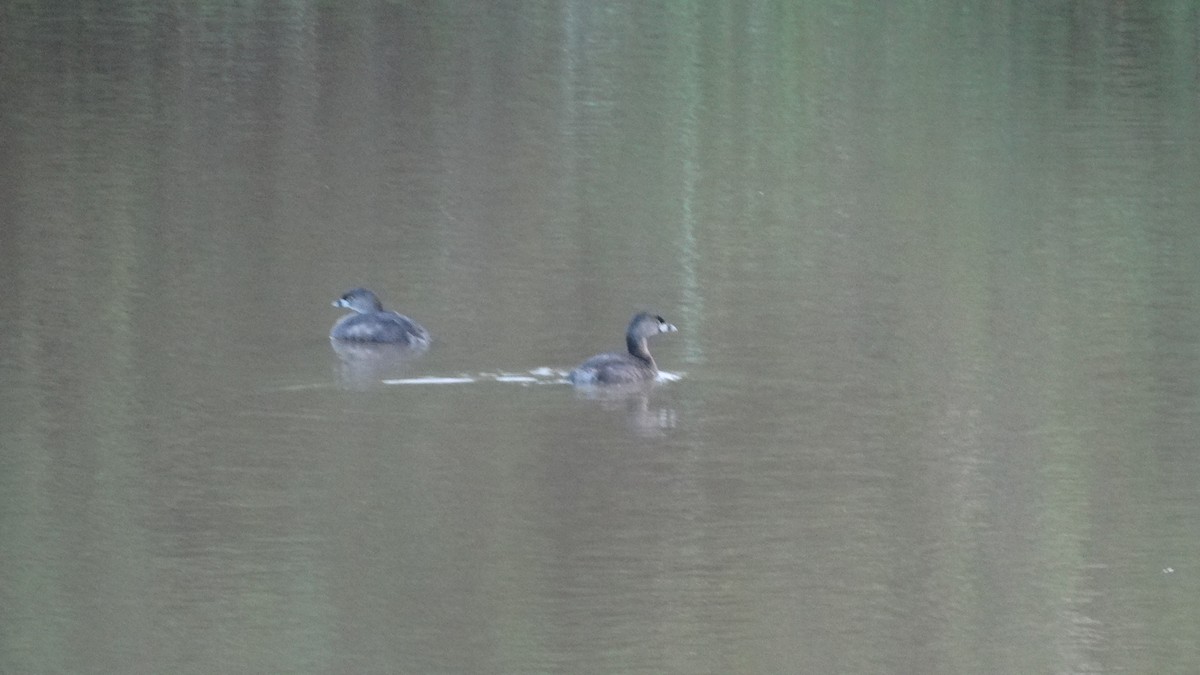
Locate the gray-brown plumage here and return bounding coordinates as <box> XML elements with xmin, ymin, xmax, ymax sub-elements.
<box><xmin>330</xmin><ymin>287</ymin><xmax>430</xmax><ymax>346</ymax></box>
<box><xmin>568</xmin><ymin>312</ymin><xmax>677</xmax><ymax>385</ymax></box>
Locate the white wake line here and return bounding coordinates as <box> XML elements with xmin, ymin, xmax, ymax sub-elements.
<box><xmin>382</xmin><ymin>369</ymin><xmax>565</xmax><ymax>386</ymax></box>
<box><xmin>382</xmin><ymin>377</ymin><xmax>478</xmax><ymax>385</ymax></box>
<box><xmin>382</xmin><ymin>369</ymin><xmax>683</xmax><ymax>386</ymax></box>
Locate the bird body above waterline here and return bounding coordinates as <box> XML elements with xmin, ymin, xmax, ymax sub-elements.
<box><xmin>568</xmin><ymin>312</ymin><xmax>677</xmax><ymax>385</ymax></box>
<box><xmin>330</xmin><ymin>287</ymin><xmax>430</xmax><ymax>346</ymax></box>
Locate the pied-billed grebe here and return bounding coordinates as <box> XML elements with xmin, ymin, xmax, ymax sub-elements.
<box><xmin>330</xmin><ymin>287</ymin><xmax>430</xmax><ymax>346</ymax></box>
<box><xmin>568</xmin><ymin>312</ymin><xmax>677</xmax><ymax>385</ymax></box>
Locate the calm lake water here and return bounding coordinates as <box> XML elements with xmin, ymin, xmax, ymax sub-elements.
<box><xmin>3</xmin><ymin>2</ymin><xmax>1200</xmax><ymax>673</ymax></box>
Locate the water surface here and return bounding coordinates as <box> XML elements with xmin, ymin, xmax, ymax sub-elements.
<box><xmin>2</xmin><ymin>2</ymin><xmax>1199</xmax><ymax>673</ymax></box>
